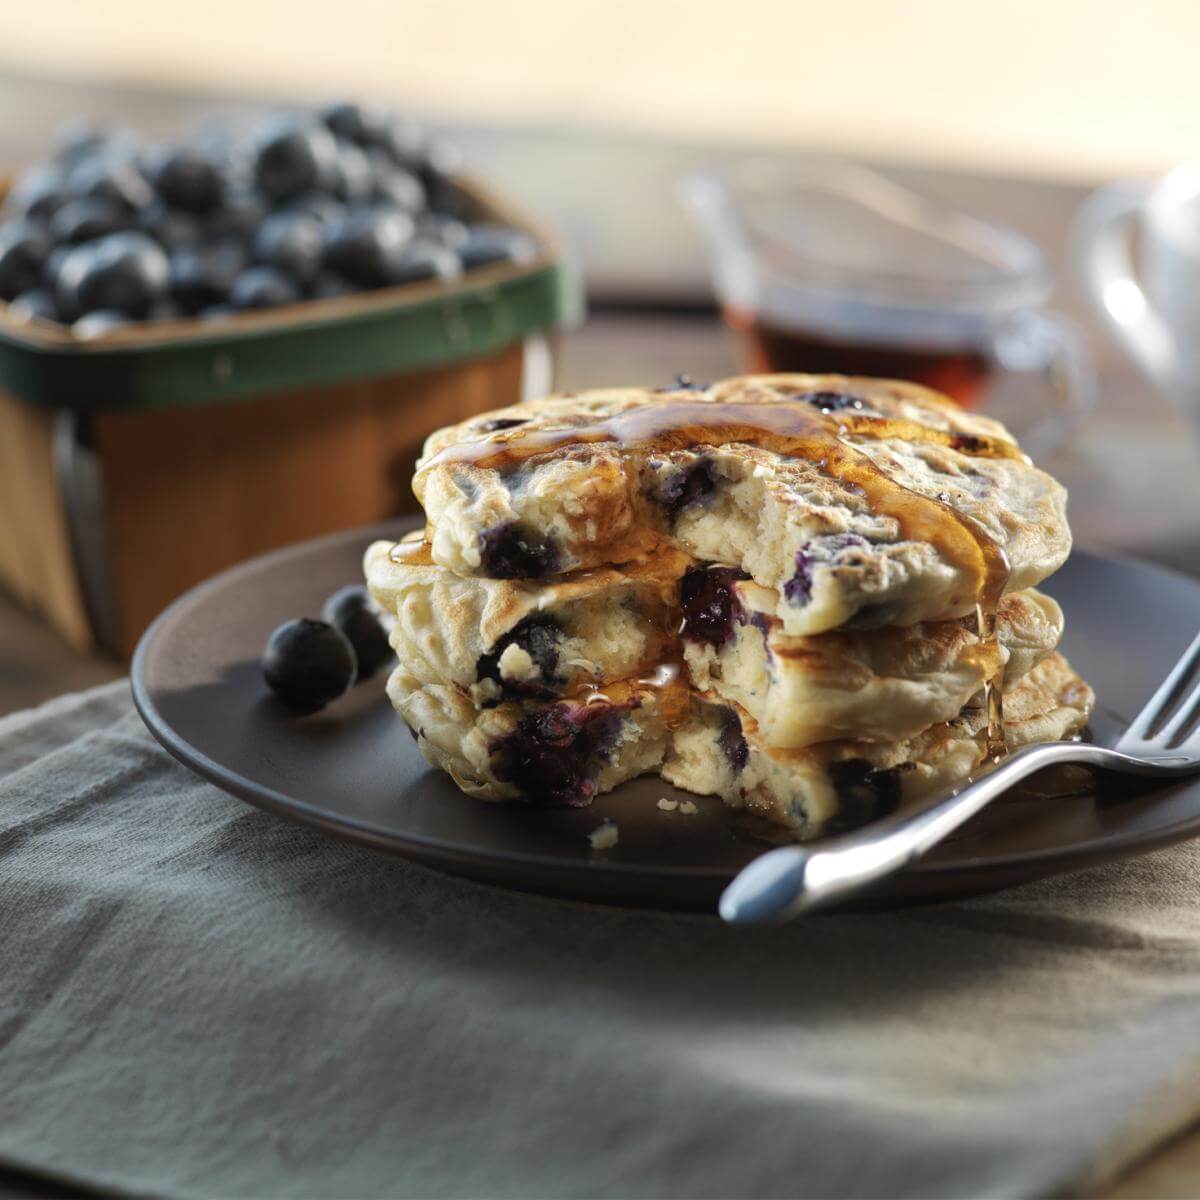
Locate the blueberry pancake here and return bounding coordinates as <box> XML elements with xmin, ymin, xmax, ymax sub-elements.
<box><xmin>680</xmin><ymin>567</ymin><xmax>1064</xmax><ymax>747</ymax></box>
<box><xmin>387</xmin><ymin>665</ymin><xmax>687</xmax><ymax>806</ymax></box>
<box><xmin>665</xmin><ymin>653</ymin><xmax>1094</xmax><ymax>836</ymax></box>
<box><xmin>364</xmin><ymin>534</ymin><xmax>684</xmax><ymax>705</ymax></box>
<box><xmin>387</xmin><ymin>652</ymin><xmax>1092</xmax><ymax>834</ymax></box>
<box><xmin>413</xmin><ymin>374</ymin><xmax>1070</xmax><ymax>636</ymax></box>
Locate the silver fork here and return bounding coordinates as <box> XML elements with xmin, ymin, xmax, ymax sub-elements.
<box><xmin>719</xmin><ymin>632</ymin><xmax>1200</xmax><ymax>925</ymax></box>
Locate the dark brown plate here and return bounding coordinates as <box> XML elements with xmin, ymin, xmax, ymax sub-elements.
<box><xmin>131</xmin><ymin>520</ymin><xmax>1200</xmax><ymax>912</ymax></box>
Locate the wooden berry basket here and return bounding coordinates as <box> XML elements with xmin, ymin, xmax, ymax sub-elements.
<box><xmin>0</xmin><ymin>176</ymin><xmax>580</xmax><ymax>657</ymax></box>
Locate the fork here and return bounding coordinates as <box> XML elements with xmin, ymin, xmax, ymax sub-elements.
<box><xmin>719</xmin><ymin>631</ymin><xmax>1200</xmax><ymax>925</ymax></box>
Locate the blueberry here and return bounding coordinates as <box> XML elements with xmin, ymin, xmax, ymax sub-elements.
<box><xmin>792</xmin><ymin>389</ymin><xmax>863</xmax><ymax>413</ymax></box>
<box><xmin>368</xmin><ymin>150</ymin><xmax>426</xmax><ymax>213</ymax></box>
<box><xmin>147</xmin><ymin>147</ymin><xmax>225</xmax><ymax>213</ymax></box>
<box><xmin>4</xmin><ymin>164</ymin><xmax>67</xmax><ymax>222</ymax></box>
<box><xmin>490</xmin><ymin>703</ymin><xmax>623</xmax><ymax>806</ymax></box>
<box><xmin>332</xmin><ymin>139</ymin><xmax>375</xmax><ymax>204</ymax></box>
<box><xmin>378</xmin><ymin>115</ymin><xmax>429</xmax><ymax>170</ymax></box>
<box><xmin>199</xmin><ymin>303</ymin><xmax>236</xmax><ymax>321</ymax></box>
<box><xmin>203</xmin><ymin>187</ymin><xmax>268</xmax><ymax>241</ymax></box>
<box><xmin>8</xmin><ymin>289</ymin><xmax>60</xmax><ymax>323</ymax></box>
<box><xmin>717</xmin><ymin>708</ymin><xmax>749</xmax><ymax>774</ymax></box>
<box><xmin>261</xmin><ymin>617</ymin><xmax>357</xmax><ymax>710</ymax></box>
<box><xmin>782</xmin><ymin>547</ymin><xmax>813</xmax><ymax>605</ymax></box>
<box><xmin>72</xmin><ymin>309</ymin><xmax>133</xmax><ymax>339</ymax></box>
<box><xmin>826</xmin><ymin>760</ymin><xmax>902</xmax><ymax>833</ymax></box>
<box><xmin>284</xmin><ymin>193</ymin><xmax>346</xmax><ymax>229</ymax></box>
<box><xmin>0</xmin><ymin>220</ymin><xmax>51</xmax><ymax>300</ymax></box>
<box><xmin>478</xmin><ymin>521</ymin><xmax>560</xmax><ymax>579</ymax></box>
<box><xmin>310</xmin><ymin>272</ymin><xmax>359</xmax><ymax>299</ymax></box>
<box><xmin>229</xmin><ymin>265</ymin><xmax>302</xmax><ymax>310</ymax></box>
<box><xmin>476</xmin><ymin>416</ymin><xmax>527</xmax><ymax>433</ymax></box>
<box><xmin>41</xmin><ymin>244</ymin><xmax>74</xmax><ymax>291</ymax></box>
<box><xmin>253</xmin><ymin>211</ymin><xmax>323</xmax><ymax>285</ymax></box>
<box><xmin>252</xmin><ymin>115</ymin><xmax>339</xmax><ymax>202</ymax></box>
<box><xmin>418</xmin><ymin>213</ymin><xmax>470</xmax><ymax>250</ymax></box>
<box><xmin>54</xmin><ymin>118</ymin><xmax>129</xmax><ymax>167</ymax></box>
<box><xmin>384</xmin><ymin>240</ymin><xmax>460</xmax><ymax>286</ymax></box>
<box><xmin>322</xmin><ymin>206</ymin><xmax>414</xmax><ymax>287</ymax></box>
<box><xmin>147</xmin><ymin>299</ymin><xmax>184</xmax><ymax>322</ymax></box>
<box><xmin>66</xmin><ymin>154</ymin><xmax>153</xmax><ymax>212</ymax></box>
<box><xmin>49</xmin><ymin>196</ymin><xmax>129</xmax><ymax>245</ymax></box>
<box><xmin>321</xmin><ymin>585</ymin><xmax>393</xmax><ymax>681</ymax></box>
<box><xmin>420</xmin><ymin>142</ymin><xmax>470</xmax><ymax>218</ymax></box>
<box><xmin>459</xmin><ymin>224</ymin><xmax>537</xmax><ymax>270</ymax></box>
<box><xmin>55</xmin><ymin>232</ymin><xmax>169</xmax><ymax>320</ymax></box>
<box><xmin>170</xmin><ymin>241</ymin><xmax>245</xmax><ymax>313</ymax></box>
<box><xmin>659</xmin><ymin>459</ymin><xmax>719</xmax><ymax>518</ymax></box>
<box><xmin>135</xmin><ymin>199</ymin><xmax>200</xmax><ymax>251</ymax></box>
<box><xmin>476</xmin><ymin>614</ymin><xmax>563</xmax><ymax>702</ymax></box>
<box><xmin>679</xmin><ymin>566</ymin><xmax>748</xmax><ymax>647</ymax></box>
<box><xmin>320</xmin><ymin>101</ymin><xmax>391</xmax><ymax>147</ymax></box>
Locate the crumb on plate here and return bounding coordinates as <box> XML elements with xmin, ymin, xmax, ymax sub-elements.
<box><xmin>588</xmin><ymin>820</ymin><xmax>619</xmax><ymax>850</ymax></box>
<box><xmin>678</xmin><ymin>800</ymin><xmax>698</xmax><ymax>815</ymax></box>
<box><xmin>657</xmin><ymin>797</ymin><xmax>679</xmax><ymax>812</ymax></box>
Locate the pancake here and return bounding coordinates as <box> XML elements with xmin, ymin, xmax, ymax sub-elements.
<box><xmin>385</xmin><ymin>653</ymin><xmax>1093</xmax><ymax>837</ymax></box>
<box><xmin>681</xmin><ymin>570</ymin><xmax>1063</xmax><ymax>747</ymax></box>
<box><xmin>413</xmin><ymin>374</ymin><xmax>1071</xmax><ymax>636</ymax></box>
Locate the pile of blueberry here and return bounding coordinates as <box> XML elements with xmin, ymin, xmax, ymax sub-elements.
<box><xmin>262</xmin><ymin>585</ymin><xmax>393</xmax><ymax>711</ymax></box>
<box><xmin>0</xmin><ymin>103</ymin><xmax>537</xmax><ymax>338</ymax></box>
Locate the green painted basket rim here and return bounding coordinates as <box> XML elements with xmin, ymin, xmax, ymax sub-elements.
<box><xmin>0</xmin><ymin>256</ymin><xmax>579</xmax><ymax>413</ymax></box>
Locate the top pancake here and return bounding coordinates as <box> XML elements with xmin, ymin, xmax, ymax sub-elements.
<box><xmin>414</xmin><ymin>374</ymin><xmax>1071</xmax><ymax>635</ymax></box>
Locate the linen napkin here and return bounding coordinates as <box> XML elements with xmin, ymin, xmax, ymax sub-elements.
<box><xmin>3</xmin><ymin>681</ymin><xmax>1200</xmax><ymax>1199</ymax></box>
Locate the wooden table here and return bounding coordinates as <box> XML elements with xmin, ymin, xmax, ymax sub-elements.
<box><xmin>3</xmin><ymin>70</ymin><xmax>1200</xmax><ymax>1199</ymax></box>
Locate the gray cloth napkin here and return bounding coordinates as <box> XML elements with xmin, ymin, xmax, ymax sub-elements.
<box><xmin>4</xmin><ymin>682</ymin><xmax>1200</xmax><ymax>1199</ymax></box>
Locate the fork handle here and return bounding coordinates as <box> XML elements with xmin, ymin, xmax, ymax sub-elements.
<box><xmin>719</xmin><ymin>741</ymin><xmax>1088</xmax><ymax>924</ymax></box>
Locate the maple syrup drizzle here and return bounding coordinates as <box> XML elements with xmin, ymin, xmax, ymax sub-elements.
<box><xmin>415</xmin><ymin>397</ymin><xmax>1014</xmax><ymax>757</ymax></box>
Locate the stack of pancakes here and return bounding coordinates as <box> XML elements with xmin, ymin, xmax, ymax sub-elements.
<box><xmin>365</xmin><ymin>375</ymin><xmax>1094</xmax><ymax>837</ymax></box>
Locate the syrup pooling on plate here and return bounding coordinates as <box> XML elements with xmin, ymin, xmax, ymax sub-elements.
<box><xmin>417</xmin><ymin>394</ymin><xmax>1015</xmax><ymax>758</ymax></box>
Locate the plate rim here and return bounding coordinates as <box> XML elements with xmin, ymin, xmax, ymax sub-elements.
<box><xmin>131</xmin><ymin>522</ymin><xmax>1200</xmax><ymax>892</ymax></box>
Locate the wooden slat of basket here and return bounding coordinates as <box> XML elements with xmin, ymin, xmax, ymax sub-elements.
<box><xmin>93</xmin><ymin>340</ymin><xmax>524</xmax><ymax>656</ymax></box>
<box><xmin>0</xmin><ymin>390</ymin><xmax>93</xmax><ymax>650</ymax></box>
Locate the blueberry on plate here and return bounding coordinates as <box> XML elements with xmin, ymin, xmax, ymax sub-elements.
<box><xmin>262</xmin><ymin>617</ymin><xmax>357</xmax><ymax>709</ymax></box>
<box><xmin>4</xmin><ymin>164</ymin><xmax>67</xmax><ymax>222</ymax></box>
<box><xmin>41</xmin><ymin>244</ymin><xmax>74</xmax><ymax>292</ymax></box>
<box><xmin>147</xmin><ymin>147</ymin><xmax>225</xmax><ymax>213</ymax></box>
<box><xmin>321</xmin><ymin>585</ymin><xmax>393</xmax><ymax>681</ymax></box>
<box><xmin>0</xmin><ymin>220</ymin><xmax>51</xmax><ymax>300</ymax></box>
<box><xmin>199</xmin><ymin>303</ymin><xmax>236</xmax><ymax>321</ymax></box>
<box><xmin>8</xmin><ymin>288</ymin><xmax>60</xmax><ymax>323</ymax></box>
<box><xmin>54</xmin><ymin>231</ymin><xmax>169</xmax><ymax>320</ymax></box>
<box><xmin>320</xmin><ymin>101</ymin><xmax>391</xmax><ymax>147</ymax></box>
<box><xmin>169</xmin><ymin>241</ymin><xmax>245</xmax><ymax>313</ymax></box>
<box><xmin>384</xmin><ymin>240</ymin><xmax>461</xmax><ymax>286</ymax></box>
<box><xmin>49</xmin><ymin>196</ymin><xmax>129</xmax><ymax>245</ymax></box>
<box><xmin>252</xmin><ymin>115</ymin><xmax>339</xmax><ymax>202</ymax></box>
<box><xmin>72</xmin><ymin>309</ymin><xmax>133</xmax><ymax>339</ymax></box>
<box><xmin>322</xmin><ymin>206</ymin><xmax>414</xmax><ymax>287</ymax></box>
<box><xmin>253</xmin><ymin>211</ymin><xmax>323</xmax><ymax>285</ymax></box>
<box><xmin>229</xmin><ymin>265</ymin><xmax>302</xmax><ymax>310</ymax></box>
<box><xmin>459</xmin><ymin>224</ymin><xmax>538</xmax><ymax>270</ymax></box>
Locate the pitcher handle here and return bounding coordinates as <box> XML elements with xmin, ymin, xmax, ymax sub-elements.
<box><xmin>1071</xmin><ymin>179</ymin><xmax>1177</xmax><ymax>386</ymax></box>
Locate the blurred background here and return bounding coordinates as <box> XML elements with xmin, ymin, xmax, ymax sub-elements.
<box><xmin>4</xmin><ymin>0</ymin><xmax>1200</xmax><ymax>710</ymax></box>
